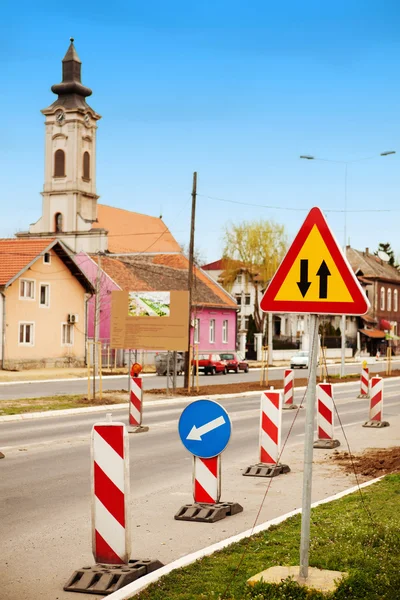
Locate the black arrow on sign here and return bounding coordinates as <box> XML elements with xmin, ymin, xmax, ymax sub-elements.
<box><xmin>297</xmin><ymin>259</ymin><xmax>311</xmax><ymax>297</ymax></box>
<box><xmin>317</xmin><ymin>260</ymin><xmax>331</xmax><ymax>298</ymax></box>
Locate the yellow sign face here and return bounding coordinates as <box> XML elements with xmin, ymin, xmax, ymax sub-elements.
<box><xmin>275</xmin><ymin>225</ymin><xmax>352</xmax><ymax>303</ymax></box>
<box><xmin>260</xmin><ymin>207</ymin><xmax>369</xmax><ymax>315</ymax></box>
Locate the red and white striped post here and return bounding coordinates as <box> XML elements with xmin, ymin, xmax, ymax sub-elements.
<box><xmin>244</xmin><ymin>388</ymin><xmax>290</xmax><ymax>476</ymax></box>
<box><xmin>193</xmin><ymin>456</ymin><xmax>221</xmax><ymax>504</ymax></box>
<box><xmin>91</xmin><ymin>417</ymin><xmax>130</xmax><ymax>564</ymax></box>
<box><xmin>129</xmin><ymin>362</ymin><xmax>149</xmax><ymax>433</ymax></box>
<box><xmin>313</xmin><ymin>383</ymin><xmax>340</xmax><ymax>449</ymax></box>
<box><xmin>283</xmin><ymin>369</ymin><xmax>296</xmax><ymax>409</ymax></box>
<box><xmin>363</xmin><ymin>376</ymin><xmax>390</xmax><ymax>427</ymax></box>
<box><xmin>358</xmin><ymin>365</ymin><xmax>370</xmax><ymax>398</ymax></box>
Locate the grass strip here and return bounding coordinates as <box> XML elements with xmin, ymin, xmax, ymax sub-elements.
<box><xmin>0</xmin><ymin>393</ymin><xmax>127</xmax><ymax>415</ymax></box>
<box><xmin>134</xmin><ymin>474</ymin><xmax>400</xmax><ymax>600</ymax></box>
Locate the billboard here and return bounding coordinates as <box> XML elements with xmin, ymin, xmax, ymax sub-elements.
<box><xmin>110</xmin><ymin>290</ymin><xmax>189</xmax><ymax>351</ymax></box>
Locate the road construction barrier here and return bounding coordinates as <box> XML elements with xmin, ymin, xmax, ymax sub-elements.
<box><xmin>313</xmin><ymin>383</ymin><xmax>340</xmax><ymax>449</ymax></box>
<box><xmin>64</xmin><ymin>415</ymin><xmax>163</xmax><ymax>595</ymax></box>
<box><xmin>358</xmin><ymin>366</ymin><xmax>370</xmax><ymax>398</ymax></box>
<box><xmin>283</xmin><ymin>369</ymin><xmax>296</xmax><ymax>409</ymax></box>
<box><xmin>363</xmin><ymin>376</ymin><xmax>390</xmax><ymax>428</ymax></box>
<box><xmin>193</xmin><ymin>456</ymin><xmax>221</xmax><ymax>503</ymax></box>
<box><xmin>92</xmin><ymin>420</ymin><xmax>130</xmax><ymax>564</ymax></box>
<box><xmin>129</xmin><ymin>363</ymin><xmax>149</xmax><ymax>433</ymax></box>
<box><xmin>243</xmin><ymin>388</ymin><xmax>290</xmax><ymax>477</ymax></box>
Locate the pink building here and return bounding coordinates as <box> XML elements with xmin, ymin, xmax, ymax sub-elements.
<box><xmin>76</xmin><ymin>252</ymin><xmax>238</xmax><ymax>353</ymax></box>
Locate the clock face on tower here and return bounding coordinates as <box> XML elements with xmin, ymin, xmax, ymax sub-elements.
<box><xmin>55</xmin><ymin>110</ymin><xmax>65</xmax><ymax>124</ymax></box>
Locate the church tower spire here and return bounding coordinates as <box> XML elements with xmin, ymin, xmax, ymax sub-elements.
<box><xmin>25</xmin><ymin>39</ymin><xmax>107</xmax><ymax>253</ymax></box>
<box><xmin>50</xmin><ymin>38</ymin><xmax>93</xmax><ymax>110</ymax></box>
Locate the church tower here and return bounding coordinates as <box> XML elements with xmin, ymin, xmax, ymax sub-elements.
<box><xmin>24</xmin><ymin>39</ymin><xmax>107</xmax><ymax>252</ymax></box>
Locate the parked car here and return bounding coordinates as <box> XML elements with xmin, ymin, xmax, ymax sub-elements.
<box><xmin>155</xmin><ymin>352</ymin><xmax>184</xmax><ymax>376</ymax></box>
<box><xmin>219</xmin><ymin>352</ymin><xmax>249</xmax><ymax>373</ymax></box>
<box><xmin>290</xmin><ymin>350</ymin><xmax>318</xmax><ymax>369</ymax></box>
<box><xmin>192</xmin><ymin>353</ymin><xmax>228</xmax><ymax>375</ymax></box>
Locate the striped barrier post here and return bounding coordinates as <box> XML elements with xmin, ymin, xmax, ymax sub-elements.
<box><xmin>243</xmin><ymin>388</ymin><xmax>290</xmax><ymax>477</ymax></box>
<box><xmin>92</xmin><ymin>419</ymin><xmax>130</xmax><ymax>564</ymax></box>
<box><xmin>283</xmin><ymin>369</ymin><xmax>296</xmax><ymax>409</ymax></box>
<box><xmin>358</xmin><ymin>366</ymin><xmax>370</xmax><ymax>398</ymax></box>
<box><xmin>363</xmin><ymin>376</ymin><xmax>390</xmax><ymax>428</ymax></box>
<box><xmin>313</xmin><ymin>383</ymin><xmax>340</xmax><ymax>449</ymax></box>
<box><xmin>63</xmin><ymin>415</ymin><xmax>163</xmax><ymax>593</ymax></box>
<box><xmin>129</xmin><ymin>363</ymin><xmax>149</xmax><ymax>433</ymax></box>
<box><xmin>193</xmin><ymin>456</ymin><xmax>221</xmax><ymax>504</ymax></box>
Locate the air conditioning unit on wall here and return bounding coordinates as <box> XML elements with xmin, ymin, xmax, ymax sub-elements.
<box><xmin>68</xmin><ymin>314</ymin><xmax>78</xmax><ymax>324</ymax></box>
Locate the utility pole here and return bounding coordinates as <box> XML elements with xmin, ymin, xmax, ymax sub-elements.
<box><xmin>93</xmin><ymin>252</ymin><xmax>102</xmax><ymax>399</ymax></box>
<box><xmin>184</xmin><ymin>172</ymin><xmax>197</xmax><ymax>390</ymax></box>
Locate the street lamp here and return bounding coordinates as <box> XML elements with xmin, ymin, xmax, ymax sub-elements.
<box><xmin>300</xmin><ymin>151</ymin><xmax>396</xmax><ymax>377</ymax></box>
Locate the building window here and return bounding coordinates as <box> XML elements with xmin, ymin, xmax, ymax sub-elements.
<box><xmin>194</xmin><ymin>318</ymin><xmax>200</xmax><ymax>344</ymax></box>
<box><xmin>62</xmin><ymin>323</ymin><xmax>74</xmax><ymax>346</ymax></box>
<box><xmin>244</xmin><ymin>294</ymin><xmax>251</xmax><ymax>305</ymax></box>
<box><xmin>380</xmin><ymin>287</ymin><xmax>385</xmax><ymax>311</ymax></box>
<box><xmin>19</xmin><ymin>323</ymin><xmax>34</xmax><ymax>345</ymax></box>
<box><xmin>236</xmin><ymin>274</ymin><xmax>242</xmax><ymax>284</ymax></box>
<box><xmin>209</xmin><ymin>319</ymin><xmax>215</xmax><ymax>343</ymax></box>
<box><xmin>243</xmin><ymin>316</ymin><xmax>250</xmax><ymax>330</ymax></box>
<box><xmin>394</xmin><ymin>290</ymin><xmax>398</xmax><ymax>312</ymax></box>
<box><xmin>387</xmin><ymin>288</ymin><xmax>392</xmax><ymax>311</ymax></box>
<box><xmin>43</xmin><ymin>252</ymin><xmax>51</xmax><ymax>264</ymax></box>
<box><xmin>235</xmin><ymin>295</ymin><xmax>242</xmax><ymax>306</ymax></box>
<box><xmin>83</xmin><ymin>151</ymin><xmax>90</xmax><ymax>180</ymax></box>
<box><xmin>54</xmin><ymin>149</ymin><xmax>65</xmax><ymax>177</ymax></box>
<box><xmin>20</xmin><ymin>279</ymin><xmax>35</xmax><ymax>300</ymax></box>
<box><xmin>39</xmin><ymin>284</ymin><xmax>50</xmax><ymax>307</ymax></box>
<box><xmin>55</xmin><ymin>212</ymin><xmax>63</xmax><ymax>232</ymax></box>
<box><xmin>222</xmin><ymin>320</ymin><xmax>228</xmax><ymax>343</ymax></box>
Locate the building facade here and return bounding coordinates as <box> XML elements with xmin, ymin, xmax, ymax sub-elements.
<box><xmin>0</xmin><ymin>240</ymin><xmax>93</xmax><ymax>369</ymax></box>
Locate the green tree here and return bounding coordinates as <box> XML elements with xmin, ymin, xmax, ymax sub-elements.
<box><xmin>374</xmin><ymin>242</ymin><xmax>398</xmax><ymax>268</ymax></box>
<box><xmin>221</xmin><ymin>219</ymin><xmax>288</xmax><ymax>333</ymax></box>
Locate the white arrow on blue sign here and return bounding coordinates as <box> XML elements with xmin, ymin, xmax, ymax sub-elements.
<box><xmin>178</xmin><ymin>399</ymin><xmax>232</xmax><ymax>458</ymax></box>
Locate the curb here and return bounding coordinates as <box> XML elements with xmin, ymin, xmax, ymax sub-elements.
<box><xmin>2</xmin><ymin>377</ymin><xmax>399</xmax><ymax>423</ymax></box>
<box><xmin>106</xmin><ymin>476</ymin><xmax>384</xmax><ymax>600</ymax></box>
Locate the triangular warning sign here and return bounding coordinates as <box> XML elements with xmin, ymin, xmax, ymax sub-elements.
<box><xmin>260</xmin><ymin>207</ymin><xmax>369</xmax><ymax>316</ymax></box>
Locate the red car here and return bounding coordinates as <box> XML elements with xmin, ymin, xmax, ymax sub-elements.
<box><xmin>219</xmin><ymin>352</ymin><xmax>249</xmax><ymax>373</ymax></box>
<box><xmin>192</xmin><ymin>353</ymin><xmax>228</xmax><ymax>375</ymax></box>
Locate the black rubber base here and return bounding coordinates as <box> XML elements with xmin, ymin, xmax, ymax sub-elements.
<box><xmin>0</xmin><ymin>451</ymin><xmax>5</xmax><ymax>459</ymax></box>
<box><xmin>313</xmin><ymin>439</ymin><xmax>340</xmax><ymax>449</ymax></box>
<box><xmin>357</xmin><ymin>394</ymin><xmax>370</xmax><ymax>399</ymax></box>
<box><xmin>362</xmin><ymin>420</ymin><xmax>390</xmax><ymax>428</ymax></box>
<box><xmin>283</xmin><ymin>404</ymin><xmax>298</xmax><ymax>410</ymax></box>
<box><xmin>242</xmin><ymin>463</ymin><xmax>291</xmax><ymax>478</ymax></box>
<box><xmin>174</xmin><ymin>502</ymin><xmax>243</xmax><ymax>523</ymax></box>
<box><xmin>64</xmin><ymin>559</ymin><xmax>163</xmax><ymax>595</ymax></box>
<box><xmin>128</xmin><ymin>425</ymin><xmax>149</xmax><ymax>434</ymax></box>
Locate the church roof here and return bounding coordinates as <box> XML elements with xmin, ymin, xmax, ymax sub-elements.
<box><xmin>93</xmin><ymin>204</ymin><xmax>182</xmax><ymax>254</ymax></box>
<box><xmin>95</xmin><ymin>253</ymin><xmax>237</xmax><ymax>309</ymax></box>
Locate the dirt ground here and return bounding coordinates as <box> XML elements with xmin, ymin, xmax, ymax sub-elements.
<box><xmin>147</xmin><ymin>369</ymin><xmax>400</xmax><ymax>397</ymax></box>
<box><xmin>330</xmin><ymin>446</ymin><xmax>400</xmax><ymax>478</ymax></box>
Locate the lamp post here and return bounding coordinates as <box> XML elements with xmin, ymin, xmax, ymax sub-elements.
<box><xmin>300</xmin><ymin>151</ymin><xmax>396</xmax><ymax>377</ymax></box>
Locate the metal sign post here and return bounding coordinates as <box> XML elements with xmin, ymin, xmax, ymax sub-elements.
<box><xmin>299</xmin><ymin>313</ymin><xmax>319</xmax><ymax>579</ymax></box>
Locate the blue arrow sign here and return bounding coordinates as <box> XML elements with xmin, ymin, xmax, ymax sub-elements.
<box><xmin>178</xmin><ymin>399</ymin><xmax>231</xmax><ymax>458</ymax></box>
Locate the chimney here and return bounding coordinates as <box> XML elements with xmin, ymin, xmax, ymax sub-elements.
<box><xmin>365</xmin><ymin>247</ymin><xmax>369</xmax><ymax>256</ymax></box>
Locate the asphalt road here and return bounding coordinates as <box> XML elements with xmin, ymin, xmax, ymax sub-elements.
<box><xmin>1</xmin><ymin>378</ymin><xmax>400</xmax><ymax>600</ymax></box>
<box><xmin>0</xmin><ymin>359</ymin><xmax>399</xmax><ymax>400</ymax></box>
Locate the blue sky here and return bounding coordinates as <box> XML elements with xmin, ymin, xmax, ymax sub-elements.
<box><xmin>1</xmin><ymin>1</ymin><xmax>399</xmax><ymax>262</ymax></box>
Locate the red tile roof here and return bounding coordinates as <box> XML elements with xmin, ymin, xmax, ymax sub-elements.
<box><xmin>0</xmin><ymin>238</ymin><xmax>56</xmax><ymax>285</ymax></box>
<box><xmin>359</xmin><ymin>328</ymin><xmax>386</xmax><ymax>339</ymax></box>
<box><xmin>97</xmin><ymin>254</ymin><xmax>237</xmax><ymax>309</ymax></box>
<box><xmin>94</xmin><ymin>204</ymin><xmax>181</xmax><ymax>254</ymax></box>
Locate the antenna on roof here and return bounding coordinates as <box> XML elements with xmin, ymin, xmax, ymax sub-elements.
<box><xmin>377</xmin><ymin>250</ymin><xmax>390</xmax><ymax>262</ymax></box>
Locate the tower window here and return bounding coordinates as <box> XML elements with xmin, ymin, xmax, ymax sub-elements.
<box><xmin>83</xmin><ymin>151</ymin><xmax>90</xmax><ymax>180</ymax></box>
<box><xmin>55</xmin><ymin>213</ymin><xmax>63</xmax><ymax>232</ymax></box>
<box><xmin>54</xmin><ymin>149</ymin><xmax>65</xmax><ymax>177</ymax></box>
